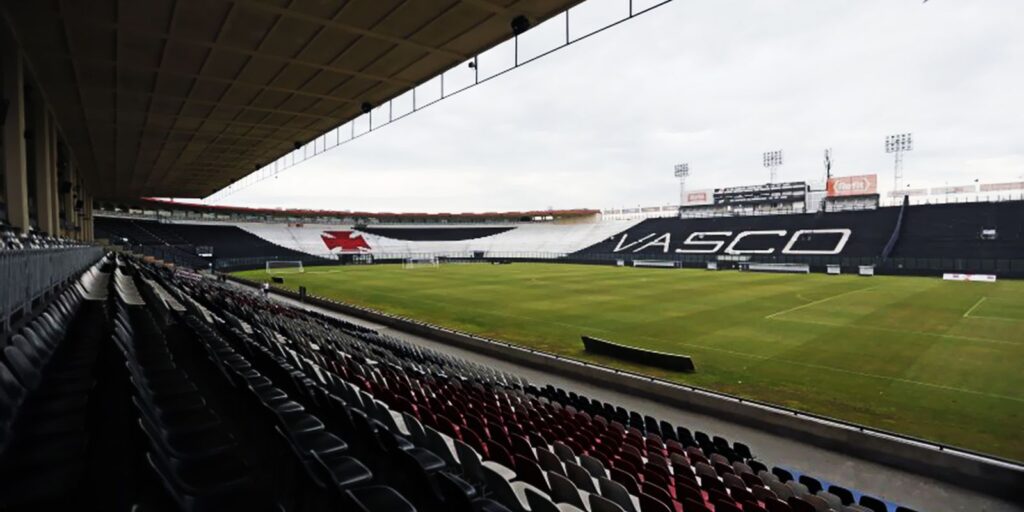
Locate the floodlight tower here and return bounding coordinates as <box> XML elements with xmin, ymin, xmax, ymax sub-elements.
<box><xmin>763</xmin><ymin>150</ymin><xmax>783</xmax><ymax>184</ymax></box>
<box><xmin>674</xmin><ymin>163</ymin><xmax>689</xmax><ymax>205</ymax></box>
<box><xmin>886</xmin><ymin>133</ymin><xmax>913</xmax><ymax>201</ymax></box>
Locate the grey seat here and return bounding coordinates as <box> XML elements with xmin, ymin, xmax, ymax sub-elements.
<box><xmin>589</xmin><ymin>494</ymin><xmax>626</xmax><ymax>512</ymax></box>
<box><xmin>483</xmin><ymin>463</ymin><xmax>527</xmax><ymax>512</ymax></box>
<box><xmin>455</xmin><ymin>438</ymin><xmax>485</xmax><ymax>486</ymax></box>
<box><xmin>817</xmin><ymin>491</ymin><xmax>845</xmax><ymax>511</ymax></box>
<box><xmin>11</xmin><ymin>336</ymin><xmax>43</xmax><ymax>368</ymax></box>
<box><xmin>769</xmin><ymin>480</ymin><xmax>795</xmax><ymax>501</ymax></box>
<box><xmin>844</xmin><ymin>506</ymin><xmax>874</xmax><ymax>512</ymax></box>
<box><xmin>537</xmin><ymin>448</ymin><xmax>565</xmax><ymax>476</ymax></box>
<box><xmin>579</xmin><ymin>454</ymin><xmax>607</xmax><ymax>478</ymax></box>
<box><xmin>759</xmin><ymin>470</ymin><xmax>780</xmax><ymax>484</ymax></box>
<box><xmin>552</xmin><ymin>441</ymin><xmax>576</xmax><ymax>462</ymax></box>
<box><xmin>732</xmin><ymin>461</ymin><xmax>754</xmax><ymax>475</ymax></box>
<box><xmin>803</xmin><ymin>494</ymin><xmax>833</xmax><ymax>512</ymax></box>
<box><xmin>525</xmin><ymin>486</ymin><xmax>561</xmax><ymax>512</ymax></box>
<box><xmin>402</xmin><ymin>412</ymin><xmax>427</xmax><ymax>447</ymax></box>
<box><xmin>424</xmin><ymin>426</ymin><xmax>459</xmax><ymax>467</ymax></box>
<box><xmin>598</xmin><ymin>477</ymin><xmax>637</xmax><ymax>512</ymax></box>
<box><xmin>565</xmin><ymin>461</ymin><xmax>598</xmax><ymax>493</ymax></box>
<box><xmin>548</xmin><ymin>471</ymin><xmax>587</xmax><ymax>510</ymax></box>
<box><xmin>787</xmin><ymin>480</ymin><xmax>811</xmax><ymax>497</ymax></box>
<box><xmin>751</xmin><ymin>485</ymin><xmax>777</xmax><ymax>502</ymax></box>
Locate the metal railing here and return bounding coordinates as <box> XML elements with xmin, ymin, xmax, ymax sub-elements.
<box><xmin>1</xmin><ymin>246</ymin><xmax>103</xmax><ymax>335</ymax></box>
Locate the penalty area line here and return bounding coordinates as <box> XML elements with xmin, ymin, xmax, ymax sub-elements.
<box><xmin>962</xmin><ymin>296</ymin><xmax>987</xmax><ymax>318</ymax></box>
<box><xmin>765</xmin><ymin>286</ymin><xmax>878</xmax><ymax>320</ymax></box>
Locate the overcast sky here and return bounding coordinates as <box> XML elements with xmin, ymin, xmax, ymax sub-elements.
<box><xmin>209</xmin><ymin>0</ymin><xmax>1024</xmax><ymax>213</ymax></box>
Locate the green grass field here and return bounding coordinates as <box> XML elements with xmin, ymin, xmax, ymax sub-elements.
<box><xmin>234</xmin><ymin>263</ymin><xmax>1024</xmax><ymax>460</ymax></box>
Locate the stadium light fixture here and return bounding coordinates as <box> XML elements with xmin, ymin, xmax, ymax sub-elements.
<box><xmin>674</xmin><ymin>164</ymin><xmax>689</xmax><ymax>205</ymax></box>
<box><xmin>886</xmin><ymin>133</ymin><xmax>913</xmax><ymax>202</ymax></box>
<box><xmin>763</xmin><ymin>150</ymin><xmax>783</xmax><ymax>184</ymax></box>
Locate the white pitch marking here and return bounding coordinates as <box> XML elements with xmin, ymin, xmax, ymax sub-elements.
<box><xmin>765</xmin><ymin>286</ymin><xmax>878</xmax><ymax>320</ymax></box>
<box><xmin>962</xmin><ymin>296</ymin><xmax>988</xmax><ymax>318</ymax></box>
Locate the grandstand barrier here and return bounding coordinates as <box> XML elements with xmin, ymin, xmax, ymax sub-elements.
<box><xmin>225</xmin><ymin>273</ymin><xmax>1024</xmax><ymax>500</ymax></box>
<box><xmin>632</xmin><ymin>259</ymin><xmax>677</xmax><ymax>268</ymax></box>
<box><xmin>581</xmin><ymin>335</ymin><xmax>695</xmax><ymax>372</ymax></box>
<box><xmin>1</xmin><ymin>247</ymin><xmax>103</xmax><ymax>338</ymax></box>
<box><xmin>739</xmin><ymin>262</ymin><xmax>810</xmax><ymax>274</ymax></box>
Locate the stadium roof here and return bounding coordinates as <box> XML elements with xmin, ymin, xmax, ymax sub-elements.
<box><xmin>118</xmin><ymin>197</ymin><xmax>599</xmax><ymax>220</ymax></box>
<box><xmin>1</xmin><ymin>0</ymin><xmax>582</xmax><ymax>201</ymax></box>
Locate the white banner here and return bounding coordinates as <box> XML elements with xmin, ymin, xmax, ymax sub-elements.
<box><xmin>943</xmin><ymin>273</ymin><xmax>997</xmax><ymax>282</ymax></box>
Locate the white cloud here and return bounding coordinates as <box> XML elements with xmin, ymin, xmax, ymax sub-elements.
<box><xmin>221</xmin><ymin>0</ymin><xmax>1024</xmax><ymax>212</ymax></box>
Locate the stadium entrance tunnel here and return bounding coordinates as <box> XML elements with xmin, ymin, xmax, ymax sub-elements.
<box><xmin>581</xmin><ymin>335</ymin><xmax>696</xmax><ymax>373</ymax></box>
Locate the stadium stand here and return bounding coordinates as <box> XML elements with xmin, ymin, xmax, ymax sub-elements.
<box><xmin>223</xmin><ymin>219</ymin><xmax>641</xmax><ymax>259</ymax></box>
<box><xmin>577</xmin><ymin>209</ymin><xmax>902</xmax><ymax>258</ymax></box>
<box><xmin>2</xmin><ymin>253</ymin><xmax>932</xmax><ymax>510</ymax></box>
<box><xmin>96</xmin><ymin>218</ymin><xmax>318</xmax><ymax>269</ymax></box>
<box><xmin>890</xmin><ymin>202</ymin><xmax>1024</xmax><ymax>259</ymax></box>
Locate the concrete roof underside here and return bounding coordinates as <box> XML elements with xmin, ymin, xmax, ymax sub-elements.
<box><xmin>2</xmin><ymin>0</ymin><xmax>581</xmax><ymax>200</ymax></box>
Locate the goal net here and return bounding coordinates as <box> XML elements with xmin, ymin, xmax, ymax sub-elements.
<box><xmin>266</xmin><ymin>260</ymin><xmax>305</xmax><ymax>274</ymax></box>
<box><xmin>402</xmin><ymin>256</ymin><xmax>439</xmax><ymax>269</ymax></box>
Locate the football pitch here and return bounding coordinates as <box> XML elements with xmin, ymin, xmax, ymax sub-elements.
<box><xmin>234</xmin><ymin>263</ymin><xmax>1024</xmax><ymax>461</ymax></box>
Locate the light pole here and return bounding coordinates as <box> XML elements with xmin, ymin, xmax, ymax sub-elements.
<box><xmin>885</xmin><ymin>133</ymin><xmax>913</xmax><ymax>203</ymax></box>
<box><xmin>674</xmin><ymin>164</ymin><xmax>689</xmax><ymax>205</ymax></box>
<box><xmin>763</xmin><ymin>150</ymin><xmax>783</xmax><ymax>184</ymax></box>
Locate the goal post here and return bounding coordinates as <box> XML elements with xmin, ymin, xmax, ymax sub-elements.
<box><xmin>402</xmin><ymin>256</ymin><xmax>439</xmax><ymax>269</ymax></box>
<box><xmin>266</xmin><ymin>260</ymin><xmax>305</xmax><ymax>274</ymax></box>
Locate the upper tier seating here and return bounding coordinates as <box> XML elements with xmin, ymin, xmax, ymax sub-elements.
<box><xmin>891</xmin><ymin>202</ymin><xmax>1024</xmax><ymax>259</ymax></box>
<box><xmin>96</xmin><ymin>218</ymin><xmax>313</xmax><ymax>261</ymax></box>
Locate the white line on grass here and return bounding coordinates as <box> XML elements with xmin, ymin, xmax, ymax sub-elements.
<box><xmin>768</xmin><ymin>316</ymin><xmax>1022</xmax><ymax>347</ymax></box>
<box><xmin>962</xmin><ymin>296</ymin><xmax>987</xmax><ymax>318</ymax></box>
<box><xmin>764</xmin><ymin>286</ymin><xmax>878</xmax><ymax>320</ymax></box>
<box><xmin>964</xmin><ymin>314</ymin><xmax>1024</xmax><ymax>323</ymax></box>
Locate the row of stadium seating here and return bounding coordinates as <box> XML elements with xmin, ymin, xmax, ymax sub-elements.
<box><xmin>1</xmin><ymin>224</ymin><xmax>89</xmax><ymax>252</ymax></box>
<box><xmin>892</xmin><ymin>202</ymin><xmax>1024</xmax><ymax>259</ymax></box>
<box><xmin>1</xmin><ymin>253</ymin><xmax>920</xmax><ymax>511</ymax></box>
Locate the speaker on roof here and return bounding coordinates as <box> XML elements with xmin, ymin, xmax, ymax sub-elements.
<box><xmin>511</xmin><ymin>15</ymin><xmax>531</xmax><ymax>35</ymax></box>
<box><xmin>360</xmin><ymin>102</ymin><xmax>373</xmax><ymax>114</ymax></box>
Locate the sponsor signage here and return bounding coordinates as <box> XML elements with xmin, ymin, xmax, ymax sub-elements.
<box><xmin>888</xmin><ymin>188</ymin><xmax>928</xmax><ymax>198</ymax></box>
<box><xmin>714</xmin><ymin>182</ymin><xmax>808</xmax><ymax>205</ymax></box>
<box><xmin>931</xmin><ymin>185</ymin><xmax>976</xmax><ymax>195</ymax></box>
<box><xmin>827</xmin><ymin>174</ymin><xmax>878</xmax><ymax>197</ymax></box>
<box><xmin>979</xmin><ymin>181</ymin><xmax>1024</xmax><ymax>192</ymax></box>
<box><xmin>681</xmin><ymin>189</ymin><xmax>714</xmax><ymax>206</ymax></box>
<box><xmin>943</xmin><ymin>273</ymin><xmax>997</xmax><ymax>282</ymax></box>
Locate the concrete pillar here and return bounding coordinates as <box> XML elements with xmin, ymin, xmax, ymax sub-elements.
<box><xmin>33</xmin><ymin>103</ymin><xmax>57</xmax><ymax>235</ymax></box>
<box><xmin>82</xmin><ymin>191</ymin><xmax>93</xmax><ymax>242</ymax></box>
<box><xmin>2</xmin><ymin>38</ymin><xmax>29</xmax><ymax>232</ymax></box>
<box><xmin>50</xmin><ymin>123</ymin><xmax>60</xmax><ymax>234</ymax></box>
<box><xmin>62</xmin><ymin>159</ymin><xmax>76</xmax><ymax>237</ymax></box>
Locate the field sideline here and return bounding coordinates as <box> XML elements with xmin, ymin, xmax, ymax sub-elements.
<box><xmin>234</xmin><ymin>263</ymin><xmax>1024</xmax><ymax>460</ymax></box>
